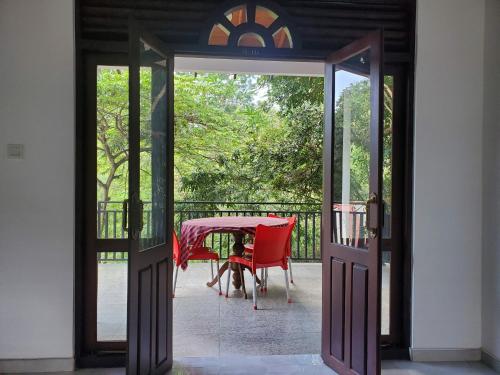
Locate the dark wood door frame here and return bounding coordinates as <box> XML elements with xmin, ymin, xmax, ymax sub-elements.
<box><xmin>75</xmin><ymin>47</ymin><xmax>414</xmax><ymax>369</ymax></box>
<box><xmin>383</xmin><ymin>64</ymin><xmax>405</xmax><ymax>349</ymax></box>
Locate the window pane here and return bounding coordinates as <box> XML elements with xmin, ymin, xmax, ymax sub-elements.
<box><xmin>382</xmin><ymin>76</ymin><xmax>394</xmax><ymax>242</ymax></box>
<box><xmin>97</xmin><ymin>252</ymin><xmax>127</xmax><ymax>341</ymax></box>
<box><xmin>225</xmin><ymin>5</ymin><xmax>247</xmax><ymax>26</ymax></box>
<box><xmin>96</xmin><ymin>66</ymin><xmax>129</xmax><ymax>239</ymax></box>
<box><xmin>208</xmin><ymin>24</ymin><xmax>230</xmax><ymax>46</ymax></box>
<box><xmin>238</xmin><ymin>32</ymin><xmax>266</xmax><ymax>47</ymax></box>
<box><xmin>381</xmin><ymin>75</ymin><xmax>394</xmax><ymax>335</ymax></box>
<box><xmin>273</xmin><ymin>26</ymin><xmax>293</xmax><ymax>48</ymax></box>
<box><xmin>255</xmin><ymin>6</ymin><xmax>278</xmax><ymax>28</ymax></box>
<box><xmin>331</xmin><ymin>50</ymin><xmax>371</xmax><ymax>249</ymax></box>
<box><xmin>138</xmin><ymin>40</ymin><xmax>169</xmax><ymax>250</ymax></box>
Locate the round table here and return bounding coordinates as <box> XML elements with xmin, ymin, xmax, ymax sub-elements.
<box><xmin>180</xmin><ymin>216</ymin><xmax>288</xmax><ymax>290</ymax></box>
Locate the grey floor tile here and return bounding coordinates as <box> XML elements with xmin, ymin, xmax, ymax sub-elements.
<box><xmin>219</xmin><ymin>330</ymin><xmax>321</xmax><ymax>356</ymax></box>
<box><xmin>94</xmin><ymin>262</ymin><xmax>391</xmax><ymax>357</ymax></box>
<box><xmin>173</xmin><ymin>332</ymin><xmax>220</xmax><ymax>358</ymax></box>
<box><xmin>10</xmin><ymin>358</ymin><xmax>498</xmax><ymax>374</ymax></box>
<box><xmin>384</xmin><ymin>360</ymin><xmax>498</xmax><ymax>375</ymax></box>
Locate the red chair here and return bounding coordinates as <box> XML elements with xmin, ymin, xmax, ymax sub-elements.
<box><xmin>244</xmin><ymin>214</ymin><xmax>296</xmax><ymax>289</ymax></box>
<box><xmin>173</xmin><ymin>231</ymin><xmax>221</xmax><ymax>297</ymax></box>
<box><xmin>226</xmin><ymin>224</ymin><xmax>291</xmax><ymax>309</ymax></box>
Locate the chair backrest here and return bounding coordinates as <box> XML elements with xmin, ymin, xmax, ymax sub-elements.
<box><xmin>172</xmin><ymin>231</ymin><xmax>180</xmax><ymax>265</ymax></box>
<box><xmin>252</xmin><ymin>224</ymin><xmax>289</xmax><ymax>269</ymax></box>
<box><xmin>267</xmin><ymin>213</ymin><xmax>296</xmax><ymax>257</ymax></box>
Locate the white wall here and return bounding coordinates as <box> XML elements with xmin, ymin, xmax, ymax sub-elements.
<box><xmin>482</xmin><ymin>0</ymin><xmax>500</xmax><ymax>363</ymax></box>
<box><xmin>0</xmin><ymin>0</ymin><xmax>75</xmax><ymax>361</ymax></box>
<box><xmin>412</xmin><ymin>0</ymin><xmax>484</xmax><ymax>356</ymax></box>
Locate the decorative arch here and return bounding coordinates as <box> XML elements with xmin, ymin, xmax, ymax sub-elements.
<box><xmin>202</xmin><ymin>0</ymin><xmax>300</xmax><ymax>50</ymax></box>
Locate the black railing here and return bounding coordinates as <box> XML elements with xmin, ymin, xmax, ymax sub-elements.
<box><xmin>97</xmin><ymin>201</ymin><xmax>390</xmax><ymax>263</ymax></box>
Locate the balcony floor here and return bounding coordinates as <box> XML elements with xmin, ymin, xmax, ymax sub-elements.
<box><xmin>97</xmin><ymin>262</ymin><xmax>390</xmax><ymax>357</ymax></box>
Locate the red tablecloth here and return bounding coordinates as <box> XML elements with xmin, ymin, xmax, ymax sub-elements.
<box><xmin>179</xmin><ymin>216</ymin><xmax>288</xmax><ymax>269</ymax></box>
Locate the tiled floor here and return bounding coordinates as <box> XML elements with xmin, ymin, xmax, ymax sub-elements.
<box><xmin>98</xmin><ymin>262</ymin><xmax>391</xmax><ymax>355</ymax></box>
<box><xmin>173</xmin><ymin>263</ymin><xmax>325</xmax><ymax>357</ymax></box>
<box><xmin>13</xmin><ymin>355</ymin><xmax>497</xmax><ymax>374</ymax></box>
<box><xmin>11</xmin><ymin>263</ymin><xmax>497</xmax><ymax>374</ymax></box>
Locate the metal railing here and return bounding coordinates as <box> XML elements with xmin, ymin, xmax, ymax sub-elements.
<box><xmin>96</xmin><ymin>201</ymin><xmax>390</xmax><ymax>263</ymax></box>
<box><xmin>174</xmin><ymin>201</ymin><xmax>322</xmax><ymax>262</ymax></box>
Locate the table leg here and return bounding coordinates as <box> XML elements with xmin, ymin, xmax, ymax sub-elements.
<box><xmin>206</xmin><ymin>232</ymin><xmax>262</xmax><ymax>292</ymax></box>
<box><xmin>206</xmin><ymin>261</ymin><xmax>262</xmax><ymax>288</ymax></box>
<box><xmin>238</xmin><ymin>264</ymin><xmax>247</xmax><ymax>299</ymax></box>
<box><xmin>206</xmin><ymin>261</ymin><xmax>228</xmax><ymax>288</ymax></box>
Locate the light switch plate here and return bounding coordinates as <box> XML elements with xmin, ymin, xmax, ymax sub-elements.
<box><xmin>7</xmin><ymin>144</ymin><xmax>24</xmax><ymax>159</ymax></box>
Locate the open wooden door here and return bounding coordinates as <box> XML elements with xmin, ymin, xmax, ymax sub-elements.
<box><xmin>321</xmin><ymin>30</ymin><xmax>383</xmax><ymax>375</ymax></box>
<box><xmin>127</xmin><ymin>19</ymin><xmax>174</xmax><ymax>375</ymax></box>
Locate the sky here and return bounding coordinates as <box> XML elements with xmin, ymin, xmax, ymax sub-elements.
<box><xmin>250</xmin><ymin>71</ymin><xmax>367</xmax><ymax>106</ymax></box>
<box><xmin>335</xmin><ymin>70</ymin><xmax>367</xmax><ymax>105</ymax></box>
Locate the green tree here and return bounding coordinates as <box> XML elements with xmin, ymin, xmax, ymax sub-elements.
<box><xmin>95</xmin><ymin>69</ymin><xmax>394</xmax><ymax>211</ymax></box>
<box><xmin>259</xmin><ymin>74</ymin><xmax>393</xmax><ymax>204</ymax></box>
<box><xmin>174</xmin><ymin>73</ymin><xmax>281</xmax><ymax>202</ymax></box>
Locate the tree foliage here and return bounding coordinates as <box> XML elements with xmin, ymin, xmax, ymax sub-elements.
<box><xmin>96</xmin><ymin>69</ymin><xmax>393</xmax><ymax>208</ymax></box>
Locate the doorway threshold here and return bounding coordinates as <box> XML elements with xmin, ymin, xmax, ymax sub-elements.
<box><xmin>173</xmin><ymin>354</ymin><xmax>334</xmax><ymax>374</ymax></box>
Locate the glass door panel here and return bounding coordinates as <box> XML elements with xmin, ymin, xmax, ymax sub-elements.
<box><xmin>95</xmin><ymin>65</ymin><xmax>130</xmax><ymax>344</ymax></box>
<box><xmin>332</xmin><ymin>50</ymin><xmax>371</xmax><ymax>249</ymax></box>
<box><xmin>381</xmin><ymin>75</ymin><xmax>394</xmax><ymax>336</ymax></box>
<box><xmin>84</xmin><ymin>58</ymin><xmax>129</xmax><ymax>353</ymax></box>
<box><xmin>97</xmin><ymin>251</ymin><xmax>127</xmax><ymax>342</ymax></box>
<box><xmin>138</xmin><ymin>39</ymin><xmax>168</xmax><ymax>251</ymax></box>
<box><xmin>96</xmin><ymin>65</ymin><xmax>130</xmax><ymax>239</ymax></box>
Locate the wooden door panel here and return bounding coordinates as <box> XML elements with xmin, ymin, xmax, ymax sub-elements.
<box><xmin>138</xmin><ymin>266</ymin><xmax>152</xmax><ymax>375</ymax></box>
<box><xmin>321</xmin><ymin>30</ymin><xmax>383</xmax><ymax>375</ymax></box>
<box><xmin>127</xmin><ymin>19</ymin><xmax>174</xmax><ymax>375</ymax></box>
<box><xmin>155</xmin><ymin>258</ymin><xmax>170</xmax><ymax>367</ymax></box>
<box><xmin>330</xmin><ymin>258</ymin><xmax>345</xmax><ymax>360</ymax></box>
<box><xmin>351</xmin><ymin>264</ymin><xmax>368</xmax><ymax>374</ymax></box>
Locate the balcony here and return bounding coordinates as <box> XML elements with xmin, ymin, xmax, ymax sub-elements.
<box><xmin>96</xmin><ymin>201</ymin><xmax>391</xmax><ymax>356</ymax></box>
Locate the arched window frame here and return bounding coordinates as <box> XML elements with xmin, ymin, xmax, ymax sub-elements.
<box><xmin>202</xmin><ymin>0</ymin><xmax>300</xmax><ymax>50</ymax></box>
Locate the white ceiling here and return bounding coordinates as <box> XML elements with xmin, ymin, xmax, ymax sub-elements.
<box><xmin>174</xmin><ymin>56</ymin><xmax>324</xmax><ymax>77</ymax></box>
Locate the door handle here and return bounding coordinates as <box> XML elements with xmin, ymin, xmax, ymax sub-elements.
<box><xmin>365</xmin><ymin>192</ymin><xmax>378</xmax><ymax>239</ymax></box>
<box><xmin>129</xmin><ymin>193</ymin><xmax>141</xmax><ymax>240</ymax></box>
<box><xmin>122</xmin><ymin>199</ymin><xmax>128</xmax><ymax>232</ymax></box>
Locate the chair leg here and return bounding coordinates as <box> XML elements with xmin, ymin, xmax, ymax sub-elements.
<box><xmin>260</xmin><ymin>268</ymin><xmax>265</xmax><ymax>292</ymax></box>
<box><xmin>173</xmin><ymin>265</ymin><xmax>179</xmax><ymax>298</ymax></box>
<box><xmin>238</xmin><ymin>264</ymin><xmax>247</xmax><ymax>299</ymax></box>
<box><xmin>225</xmin><ymin>262</ymin><xmax>232</xmax><ymax>298</ymax></box>
<box><xmin>264</xmin><ymin>268</ymin><xmax>269</xmax><ymax>292</ymax></box>
<box><xmin>210</xmin><ymin>259</ymin><xmax>214</xmax><ymax>280</ymax></box>
<box><xmin>284</xmin><ymin>269</ymin><xmax>291</xmax><ymax>303</ymax></box>
<box><xmin>252</xmin><ymin>273</ymin><xmax>257</xmax><ymax>310</ymax></box>
<box><xmin>216</xmin><ymin>260</ymin><xmax>222</xmax><ymax>296</ymax></box>
<box><xmin>288</xmin><ymin>257</ymin><xmax>294</xmax><ymax>284</ymax></box>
